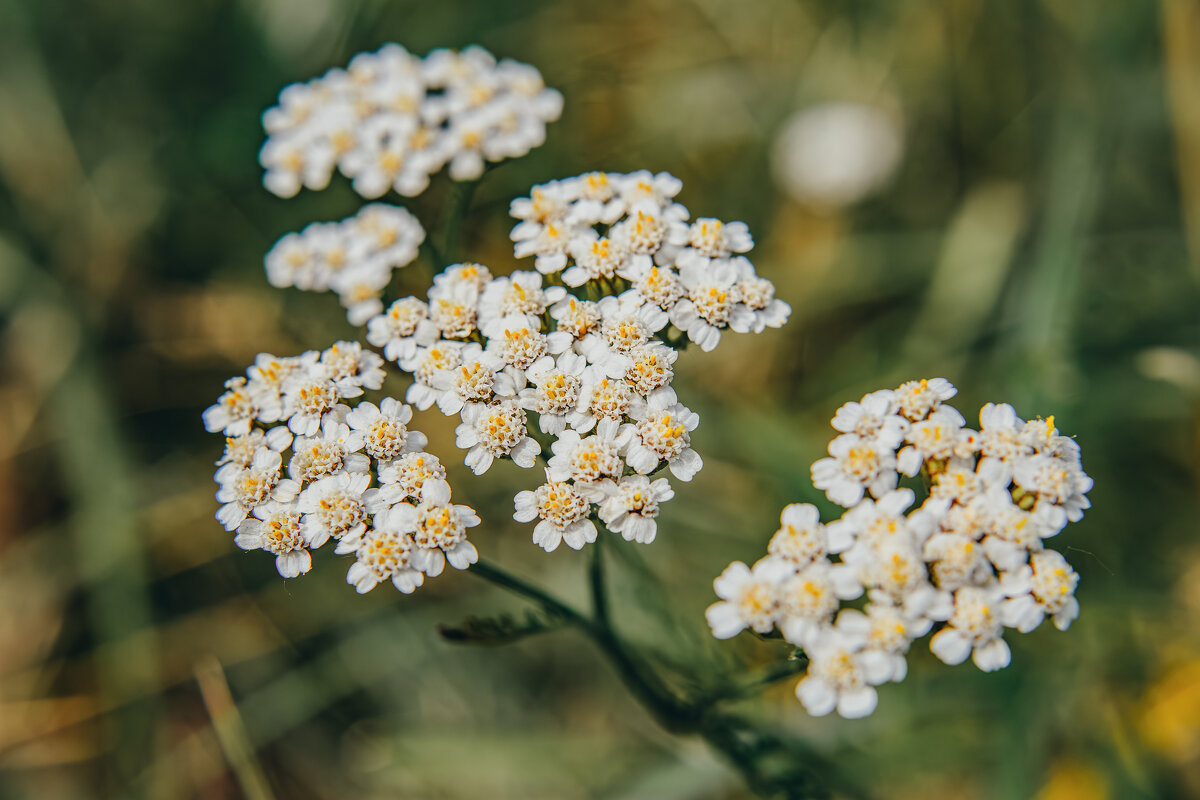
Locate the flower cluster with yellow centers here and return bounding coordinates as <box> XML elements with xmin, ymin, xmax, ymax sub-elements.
<box><xmin>358</xmin><ymin>177</ymin><xmax>789</xmax><ymax>554</ymax></box>
<box><xmin>509</xmin><ymin>171</ymin><xmax>790</xmax><ymax>351</ymax></box>
<box><xmin>206</xmin><ymin>345</ymin><xmax>479</xmax><ymax>594</ymax></box>
<box><xmin>349</xmin><ymin>175</ymin><xmax>790</xmax><ymax>551</ymax></box>
<box><xmin>260</xmin><ymin>44</ymin><xmax>563</xmax><ymax>199</ymax></box>
<box><xmin>217</xmin><ymin>44</ymin><xmax>797</xmax><ymax>597</ymax></box>
<box><xmin>265</xmin><ymin>204</ymin><xmax>425</xmax><ymax>325</ymax></box>
<box><xmin>707</xmin><ymin>379</ymin><xmax>1092</xmax><ymax>719</ymax></box>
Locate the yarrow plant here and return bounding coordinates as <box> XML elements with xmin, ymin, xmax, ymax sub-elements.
<box><xmin>706</xmin><ymin>379</ymin><xmax>1092</xmax><ymax>719</ymax></box>
<box><xmin>204</xmin><ymin>43</ymin><xmax>1092</xmax><ymax>799</ymax></box>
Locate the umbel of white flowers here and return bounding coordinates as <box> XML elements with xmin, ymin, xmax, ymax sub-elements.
<box><xmin>206</xmin><ymin>168</ymin><xmax>793</xmax><ymax>589</ymax></box>
<box><xmin>260</xmin><ymin>44</ymin><xmax>563</xmax><ymax>199</ymax></box>
<box><xmin>210</xmin><ymin>43</ymin><xmax>795</xmax><ymax>594</ymax></box>
<box><xmin>706</xmin><ymin>379</ymin><xmax>1092</xmax><ymax>719</ymax></box>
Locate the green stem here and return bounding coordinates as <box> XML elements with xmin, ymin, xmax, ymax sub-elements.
<box><xmin>589</xmin><ymin>535</ymin><xmax>611</xmax><ymax>630</ymax></box>
<box><xmin>468</xmin><ymin>558</ymin><xmax>591</xmax><ymax>629</ymax></box>
<box><xmin>469</xmin><ymin>553</ymin><xmax>859</xmax><ymax>798</ymax></box>
<box><xmin>419</xmin><ymin>238</ymin><xmax>443</xmax><ymax>276</ymax></box>
<box><xmin>704</xmin><ymin>653</ymin><xmax>810</xmax><ymax>704</ymax></box>
<box><xmin>439</xmin><ymin>178</ymin><xmax>479</xmax><ymax>267</ymax></box>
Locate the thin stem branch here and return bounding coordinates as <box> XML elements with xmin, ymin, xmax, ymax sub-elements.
<box><xmin>469</xmin><ymin>552</ymin><xmax>861</xmax><ymax>799</ymax></box>
<box><xmin>703</xmin><ymin>654</ymin><xmax>810</xmax><ymax>704</ymax></box>
<box><xmin>468</xmin><ymin>558</ymin><xmax>591</xmax><ymax>629</ymax></box>
<box><xmin>589</xmin><ymin>535</ymin><xmax>610</xmax><ymax>630</ymax></box>
<box><xmin>439</xmin><ymin>178</ymin><xmax>479</xmax><ymax>266</ymax></box>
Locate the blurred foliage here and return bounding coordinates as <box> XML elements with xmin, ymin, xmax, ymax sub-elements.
<box><xmin>1</xmin><ymin>0</ymin><xmax>1199</xmax><ymax>798</ymax></box>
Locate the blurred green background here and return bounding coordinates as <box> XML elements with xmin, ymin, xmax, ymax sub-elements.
<box><xmin>2</xmin><ymin>0</ymin><xmax>1199</xmax><ymax>797</ymax></box>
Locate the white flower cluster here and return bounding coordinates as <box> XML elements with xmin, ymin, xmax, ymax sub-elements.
<box><xmin>260</xmin><ymin>44</ymin><xmax>563</xmax><ymax>199</ymax></box>
<box><xmin>706</xmin><ymin>379</ymin><xmax>1092</xmax><ymax>719</ymax></box>
<box><xmin>203</xmin><ymin>343</ymin><xmax>479</xmax><ymax>593</ymax></box>
<box><xmin>358</xmin><ymin>172</ymin><xmax>789</xmax><ymax>552</ymax></box>
<box><xmin>265</xmin><ymin>204</ymin><xmax>425</xmax><ymax>325</ymax></box>
<box><xmin>509</xmin><ymin>171</ymin><xmax>790</xmax><ymax>351</ymax></box>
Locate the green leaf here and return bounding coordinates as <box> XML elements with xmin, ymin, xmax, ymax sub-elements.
<box><xmin>437</xmin><ymin>610</ymin><xmax>569</xmax><ymax>647</ymax></box>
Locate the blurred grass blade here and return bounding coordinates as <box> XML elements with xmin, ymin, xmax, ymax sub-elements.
<box><xmin>903</xmin><ymin>181</ymin><xmax>1026</xmax><ymax>361</ymax></box>
<box><xmin>194</xmin><ymin>656</ymin><xmax>277</xmax><ymax>800</ymax></box>
<box><xmin>1163</xmin><ymin>0</ymin><xmax>1200</xmax><ymax>281</ymax></box>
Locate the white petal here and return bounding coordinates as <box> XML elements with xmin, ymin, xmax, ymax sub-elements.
<box><xmin>836</xmin><ymin>687</ymin><xmax>878</xmax><ymax>719</ymax></box>
<box><xmin>929</xmin><ymin>628</ymin><xmax>971</xmax><ymax>665</ymax></box>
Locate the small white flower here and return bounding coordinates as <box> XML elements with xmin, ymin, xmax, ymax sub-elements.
<box><xmin>767</xmin><ymin>503</ymin><xmax>828</xmax><ymax>566</ymax></box>
<box><xmin>619</xmin><ymin>263</ymin><xmax>685</xmax><ymax>315</ymax></box>
<box><xmin>978</xmin><ymin>402</ymin><xmax>1032</xmax><ymax>462</ymax></box>
<box><xmin>216</xmin><ymin>426</ymin><xmax>293</xmax><ymax>470</ymax></box>
<box><xmin>923</xmin><ymin>532</ymin><xmax>993</xmax><ymax>592</ymax></box>
<box><xmin>366</xmin><ymin>297</ymin><xmax>439</xmax><ymax>363</ymax></box>
<box><xmin>795</xmin><ymin>625</ymin><xmax>892</xmax><ymax>719</ymax></box>
<box><xmin>518</xmin><ymin>353</ymin><xmax>588</xmax><ymax>435</ymax></box>
<box><xmin>577</xmin><ymin>294</ymin><xmax>668</xmax><ymax>374</ymax></box>
<box><xmin>546</xmin><ymin>425</ymin><xmax>632</xmax><ymax>485</ymax></box>
<box><xmin>344</xmin><ymin>397</ymin><xmax>425</xmax><ymax>462</ymax></box>
<box><xmin>512</xmin><ymin>218</ymin><xmax>572</xmax><ymax>274</ymax></box>
<box><xmin>281</xmin><ymin>370</ymin><xmax>341</xmax><ymax>436</ymax></box>
<box><xmin>670</xmin><ymin>218</ymin><xmax>753</xmax><ymax>271</ymax></box>
<box><xmin>811</xmin><ymin>433</ymin><xmax>899</xmax><ymax>507</ymax></box>
<box><xmin>615</xmin><ymin>171</ymin><xmax>684</xmax><ymax>216</ymax></box>
<box><xmin>705</xmin><ymin>557</ymin><xmax>793</xmax><ymax>638</ymax></box>
<box><xmin>376</xmin><ymin>451</ymin><xmax>449</xmax><ymax>503</ymax></box>
<box><xmin>430</xmin><ymin>343</ymin><xmax>513</xmax><ymax>416</ymax></box>
<box><xmin>894</xmin><ymin>378</ymin><xmax>957</xmax><ymax>422</ymax></box>
<box><xmin>404</xmin><ymin>500</ymin><xmax>482</xmax><ymax>576</ymax></box>
<box><xmin>401</xmin><ymin>342</ymin><xmax>464</xmax><ymax>410</ymax></box>
<box><xmin>246</xmin><ymin>351</ymin><xmax>318</xmax><ymax>420</ymax></box>
<box><xmin>596</xmin><ymin>474</ymin><xmax>674</xmax><ymax>543</ymax></box>
<box><xmin>563</xmin><ymin>234</ymin><xmax>634</xmax><ymax>287</ymax></box>
<box><xmin>287</xmin><ymin>417</ymin><xmax>370</xmax><ymax>483</ymax></box>
<box><xmin>623</xmin><ymin>342</ymin><xmax>677</xmax><ymax>397</ymax></box>
<box><xmin>486</xmin><ymin>314</ymin><xmax>568</xmax><ymax>371</ymax></box>
<box><xmin>834</xmin><ymin>488</ymin><xmax>921</xmax><ymax>555</ymax></box>
<box><xmin>830</xmin><ymin>389</ymin><xmax>908</xmax><ymax>448</ymax></box>
<box><xmin>215</xmin><ymin>448</ymin><xmax>285</xmax><ymax>531</ymax></box>
<box><xmin>204</xmin><ymin>377</ymin><xmax>260</xmax><ymax>436</ymax></box>
<box><xmin>835</xmin><ymin>603</ymin><xmax>929</xmax><ymax>682</ymax></box>
<box><xmin>428</xmin><ymin>279</ymin><xmax>481</xmax><ymax>341</ymax></box>
<box><xmin>573</xmin><ymin>367</ymin><xmax>643</xmax><ymax>433</ymax></box>
<box><xmin>1012</xmin><ymin>453</ymin><xmax>1093</xmax><ymax>517</ymax></box>
<box><xmin>668</xmin><ymin>259</ymin><xmax>753</xmax><ymax>352</ymax></box>
<box><xmin>235</xmin><ymin>501</ymin><xmax>312</xmax><ymax>578</ymax></box>
<box><xmin>432</xmin><ymin>262</ymin><xmax>493</xmax><ymax>297</ymax></box>
<box><xmin>297</xmin><ymin>472</ymin><xmax>371</xmax><ymax>547</ymax></box>
<box><xmin>320</xmin><ymin>340</ymin><xmax>384</xmax><ymax>398</ymax></box>
<box><xmin>345</xmin><ymin>526</ymin><xmax>425</xmax><ymax>594</ymax></box>
<box><xmin>455</xmin><ymin>400</ymin><xmax>540</xmax><ymax>474</ymax></box>
<box><xmin>510</xmin><ymin>182</ymin><xmax>571</xmax><ymax>232</ymax></box>
<box><xmin>477</xmin><ymin>270</ymin><xmax>565</xmax><ymax>334</ymax></box>
<box><xmin>548</xmin><ymin>296</ymin><xmax>603</xmax><ymax>342</ymax></box>
<box><xmin>514</xmin><ymin>478</ymin><xmax>597</xmax><ymax>552</ymax></box>
<box><xmin>929</xmin><ymin>585</ymin><xmax>1012</xmax><ymax>672</ymax></box>
<box><xmin>624</xmin><ymin>388</ymin><xmax>702</xmax><ymax>481</ymax></box>
<box><xmin>896</xmin><ymin>406</ymin><xmax>969</xmax><ymax>476</ymax></box>
<box><xmin>777</xmin><ymin>561</ymin><xmax>862</xmax><ymax>648</ymax></box>
<box><xmin>855</xmin><ymin>541</ymin><xmax>948</xmax><ymax>622</ymax></box>
<box><xmin>999</xmin><ymin>549</ymin><xmax>1080</xmax><ymax>632</ymax></box>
